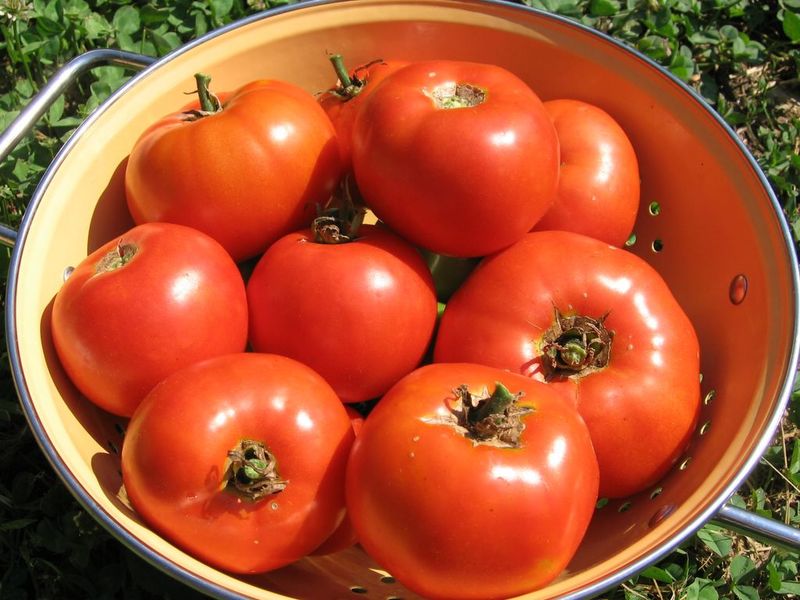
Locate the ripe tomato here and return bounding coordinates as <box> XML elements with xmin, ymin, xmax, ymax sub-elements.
<box><xmin>351</xmin><ymin>60</ymin><xmax>559</xmax><ymax>257</ymax></box>
<box><xmin>246</xmin><ymin>223</ymin><xmax>438</xmax><ymax>403</ymax></box>
<box><xmin>125</xmin><ymin>74</ymin><xmax>342</xmax><ymax>262</ymax></box>
<box><xmin>311</xmin><ymin>406</ymin><xmax>364</xmax><ymax>555</ymax></box>
<box><xmin>346</xmin><ymin>362</ymin><xmax>598</xmax><ymax>600</ymax></box>
<box><xmin>318</xmin><ymin>55</ymin><xmax>408</xmax><ymax>168</ymax></box>
<box><xmin>51</xmin><ymin>222</ymin><xmax>248</xmax><ymax>417</ymax></box>
<box><xmin>434</xmin><ymin>231</ymin><xmax>701</xmax><ymax>498</ymax></box>
<box><xmin>533</xmin><ymin>99</ymin><xmax>640</xmax><ymax>246</ymax></box>
<box><xmin>121</xmin><ymin>353</ymin><xmax>355</xmax><ymax>573</ymax></box>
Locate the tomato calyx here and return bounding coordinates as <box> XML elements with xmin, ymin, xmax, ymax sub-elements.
<box><xmin>428</xmin><ymin>382</ymin><xmax>533</xmax><ymax>448</ymax></box>
<box><xmin>95</xmin><ymin>241</ymin><xmax>137</xmax><ymax>274</ymax></box>
<box><xmin>425</xmin><ymin>82</ymin><xmax>487</xmax><ymax>110</ymax></box>
<box><xmin>183</xmin><ymin>73</ymin><xmax>222</xmax><ymax>121</ymax></box>
<box><xmin>312</xmin><ymin>178</ymin><xmax>367</xmax><ymax>244</ymax></box>
<box><xmin>540</xmin><ymin>308</ymin><xmax>612</xmax><ymax>381</ymax></box>
<box><xmin>223</xmin><ymin>439</ymin><xmax>287</xmax><ymax>501</ymax></box>
<box><xmin>325</xmin><ymin>54</ymin><xmax>385</xmax><ymax>101</ymax></box>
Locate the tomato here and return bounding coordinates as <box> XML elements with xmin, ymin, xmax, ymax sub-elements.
<box><xmin>434</xmin><ymin>231</ymin><xmax>701</xmax><ymax>498</ymax></box>
<box><xmin>246</xmin><ymin>222</ymin><xmax>438</xmax><ymax>404</ymax></box>
<box><xmin>51</xmin><ymin>222</ymin><xmax>248</xmax><ymax>417</ymax></box>
<box><xmin>533</xmin><ymin>99</ymin><xmax>640</xmax><ymax>247</ymax></box>
<box><xmin>311</xmin><ymin>406</ymin><xmax>364</xmax><ymax>555</ymax></box>
<box><xmin>125</xmin><ymin>74</ymin><xmax>343</xmax><ymax>262</ymax></box>
<box><xmin>351</xmin><ymin>60</ymin><xmax>559</xmax><ymax>258</ymax></box>
<box><xmin>318</xmin><ymin>55</ymin><xmax>408</xmax><ymax>168</ymax></box>
<box><xmin>346</xmin><ymin>362</ymin><xmax>598</xmax><ymax>600</ymax></box>
<box><xmin>121</xmin><ymin>353</ymin><xmax>354</xmax><ymax>573</ymax></box>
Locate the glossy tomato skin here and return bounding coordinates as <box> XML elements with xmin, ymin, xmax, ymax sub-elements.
<box><xmin>319</xmin><ymin>59</ymin><xmax>408</xmax><ymax>168</ymax></box>
<box><xmin>125</xmin><ymin>79</ymin><xmax>343</xmax><ymax>262</ymax></box>
<box><xmin>246</xmin><ymin>224</ymin><xmax>438</xmax><ymax>403</ymax></box>
<box><xmin>533</xmin><ymin>99</ymin><xmax>640</xmax><ymax>247</ymax></box>
<box><xmin>434</xmin><ymin>231</ymin><xmax>701</xmax><ymax>498</ymax></box>
<box><xmin>51</xmin><ymin>222</ymin><xmax>248</xmax><ymax>417</ymax></box>
<box><xmin>351</xmin><ymin>60</ymin><xmax>559</xmax><ymax>258</ymax></box>
<box><xmin>346</xmin><ymin>363</ymin><xmax>599</xmax><ymax>600</ymax></box>
<box><xmin>121</xmin><ymin>353</ymin><xmax>355</xmax><ymax>573</ymax></box>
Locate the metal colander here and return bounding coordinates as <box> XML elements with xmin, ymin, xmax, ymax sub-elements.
<box><xmin>2</xmin><ymin>1</ymin><xmax>799</xmax><ymax>598</ymax></box>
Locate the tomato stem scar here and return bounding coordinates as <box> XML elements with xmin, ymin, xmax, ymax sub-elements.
<box><xmin>224</xmin><ymin>439</ymin><xmax>287</xmax><ymax>501</ymax></box>
<box><xmin>427</xmin><ymin>82</ymin><xmax>486</xmax><ymax>109</ymax></box>
<box><xmin>95</xmin><ymin>242</ymin><xmax>137</xmax><ymax>274</ymax></box>
<box><xmin>540</xmin><ymin>308</ymin><xmax>612</xmax><ymax>381</ymax></box>
<box><xmin>449</xmin><ymin>382</ymin><xmax>533</xmax><ymax>447</ymax></box>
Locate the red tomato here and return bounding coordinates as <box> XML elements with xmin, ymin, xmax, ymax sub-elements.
<box><xmin>351</xmin><ymin>60</ymin><xmax>559</xmax><ymax>258</ymax></box>
<box><xmin>346</xmin><ymin>362</ymin><xmax>599</xmax><ymax>600</ymax></box>
<box><xmin>318</xmin><ymin>55</ymin><xmax>408</xmax><ymax>168</ymax></box>
<box><xmin>51</xmin><ymin>222</ymin><xmax>248</xmax><ymax>417</ymax></box>
<box><xmin>311</xmin><ymin>406</ymin><xmax>364</xmax><ymax>555</ymax></box>
<box><xmin>246</xmin><ymin>223</ymin><xmax>438</xmax><ymax>403</ymax></box>
<box><xmin>125</xmin><ymin>74</ymin><xmax>343</xmax><ymax>262</ymax></box>
<box><xmin>434</xmin><ymin>231</ymin><xmax>701</xmax><ymax>498</ymax></box>
<box><xmin>533</xmin><ymin>99</ymin><xmax>640</xmax><ymax>246</ymax></box>
<box><xmin>121</xmin><ymin>353</ymin><xmax>354</xmax><ymax>573</ymax></box>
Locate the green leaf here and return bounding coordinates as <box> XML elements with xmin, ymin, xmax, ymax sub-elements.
<box><xmin>732</xmin><ymin>585</ymin><xmax>760</xmax><ymax>600</ymax></box>
<box><xmin>47</xmin><ymin>94</ymin><xmax>64</xmax><ymax>123</ymax></box>
<box><xmin>589</xmin><ymin>0</ymin><xmax>620</xmax><ymax>16</ymax></box>
<box><xmin>640</xmin><ymin>565</ymin><xmax>676</xmax><ymax>583</ymax></box>
<box><xmin>696</xmin><ymin>524</ymin><xmax>733</xmax><ymax>556</ymax></box>
<box><xmin>778</xmin><ymin>580</ymin><xmax>800</xmax><ymax>594</ymax></box>
<box><xmin>112</xmin><ymin>5</ymin><xmax>140</xmax><ymax>35</ymax></box>
<box><xmin>669</xmin><ymin>45</ymin><xmax>695</xmax><ymax>81</ymax></box>
<box><xmin>638</xmin><ymin>35</ymin><xmax>671</xmax><ymax>61</ymax></box>
<box><xmin>730</xmin><ymin>555</ymin><xmax>756</xmax><ymax>584</ymax></box>
<box><xmin>789</xmin><ymin>438</ymin><xmax>800</xmax><ymax>475</ymax></box>
<box><xmin>210</xmin><ymin>0</ymin><xmax>234</xmax><ymax>18</ymax></box>
<box><xmin>783</xmin><ymin>10</ymin><xmax>800</xmax><ymax>42</ymax></box>
<box><xmin>0</xmin><ymin>518</ymin><xmax>37</xmax><ymax>531</ymax></box>
<box><xmin>686</xmin><ymin>578</ymin><xmax>720</xmax><ymax>600</ymax></box>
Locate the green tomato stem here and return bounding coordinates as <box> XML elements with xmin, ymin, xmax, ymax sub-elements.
<box><xmin>194</xmin><ymin>72</ymin><xmax>222</xmax><ymax>114</ymax></box>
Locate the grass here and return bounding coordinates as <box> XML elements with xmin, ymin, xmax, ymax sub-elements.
<box><xmin>1</xmin><ymin>0</ymin><xmax>799</xmax><ymax>598</ymax></box>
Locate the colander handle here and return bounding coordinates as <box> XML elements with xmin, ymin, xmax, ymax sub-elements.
<box><xmin>0</xmin><ymin>49</ymin><xmax>156</xmax><ymax>247</ymax></box>
<box><xmin>713</xmin><ymin>502</ymin><xmax>800</xmax><ymax>552</ymax></box>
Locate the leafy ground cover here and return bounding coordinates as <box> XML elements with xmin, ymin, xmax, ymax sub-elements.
<box><xmin>0</xmin><ymin>0</ymin><xmax>799</xmax><ymax>598</ymax></box>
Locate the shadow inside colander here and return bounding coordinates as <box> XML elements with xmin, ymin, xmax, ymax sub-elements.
<box><xmin>39</xmin><ymin>296</ymin><xmax>129</xmax><ymax>456</ymax></box>
<box><xmin>87</xmin><ymin>155</ymin><xmax>135</xmax><ymax>254</ymax></box>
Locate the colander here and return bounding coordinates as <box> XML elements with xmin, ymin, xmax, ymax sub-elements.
<box><xmin>2</xmin><ymin>1</ymin><xmax>800</xmax><ymax>598</ymax></box>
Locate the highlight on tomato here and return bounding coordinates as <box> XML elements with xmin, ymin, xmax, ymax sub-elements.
<box><xmin>246</xmin><ymin>203</ymin><xmax>438</xmax><ymax>404</ymax></box>
<box><xmin>346</xmin><ymin>362</ymin><xmax>599</xmax><ymax>600</ymax></box>
<box><xmin>533</xmin><ymin>98</ymin><xmax>640</xmax><ymax>247</ymax></box>
<box><xmin>121</xmin><ymin>353</ymin><xmax>355</xmax><ymax>574</ymax></box>
<box><xmin>434</xmin><ymin>230</ymin><xmax>701</xmax><ymax>498</ymax></box>
<box><xmin>351</xmin><ymin>59</ymin><xmax>560</xmax><ymax>257</ymax></box>
<box><xmin>51</xmin><ymin>222</ymin><xmax>248</xmax><ymax>417</ymax></box>
<box><xmin>125</xmin><ymin>73</ymin><xmax>343</xmax><ymax>262</ymax></box>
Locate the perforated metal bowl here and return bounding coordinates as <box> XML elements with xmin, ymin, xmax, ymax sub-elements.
<box><xmin>2</xmin><ymin>1</ymin><xmax>799</xmax><ymax>598</ymax></box>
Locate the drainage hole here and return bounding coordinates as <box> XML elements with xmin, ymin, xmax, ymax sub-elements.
<box><xmin>618</xmin><ymin>501</ymin><xmax>632</xmax><ymax>513</ymax></box>
<box><xmin>350</xmin><ymin>586</ymin><xmax>368</xmax><ymax>594</ymax></box>
<box><xmin>704</xmin><ymin>389</ymin><xmax>716</xmax><ymax>405</ymax></box>
<box><xmin>649</xmin><ymin>486</ymin><xmax>663</xmax><ymax>499</ymax></box>
<box><xmin>595</xmin><ymin>497</ymin><xmax>609</xmax><ymax>510</ymax></box>
<box><xmin>107</xmin><ymin>441</ymin><xmax>119</xmax><ymax>455</ymax></box>
<box><xmin>679</xmin><ymin>456</ymin><xmax>692</xmax><ymax>470</ymax></box>
<box><xmin>648</xmin><ymin>201</ymin><xmax>661</xmax><ymax>216</ymax></box>
<box><xmin>380</xmin><ymin>576</ymin><xmax>396</xmax><ymax>585</ymax></box>
<box><xmin>651</xmin><ymin>239</ymin><xmax>664</xmax><ymax>252</ymax></box>
<box><xmin>699</xmin><ymin>420</ymin><xmax>711</xmax><ymax>435</ymax></box>
<box><xmin>625</xmin><ymin>233</ymin><xmax>637</xmax><ymax>247</ymax></box>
